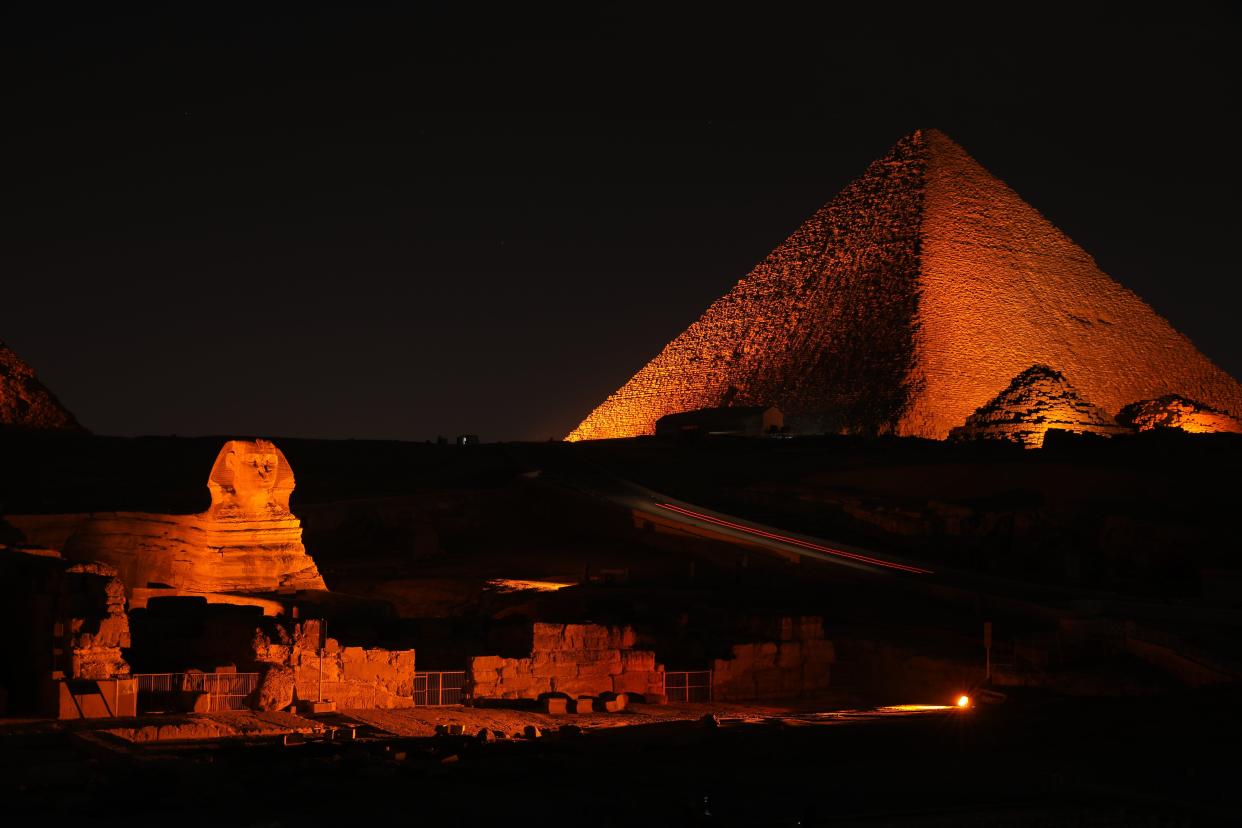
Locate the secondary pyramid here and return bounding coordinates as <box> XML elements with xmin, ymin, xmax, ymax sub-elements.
<box><xmin>0</xmin><ymin>340</ymin><xmax>83</xmax><ymax>431</ymax></box>
<box><xmin>567</xmin><ymin>129</ymin><xmax>1242</xmax><ymax>441</ymax></box>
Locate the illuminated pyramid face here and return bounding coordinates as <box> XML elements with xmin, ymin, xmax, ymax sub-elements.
<box><xmin>0</xmin><ymin>340</ymin><xmax>82</xmax><ymax>430</ymax></box>
<box><xmin>567</xmin><ymin>129</ymin><xmax>1242</xmax><ymax>441</ymax></box>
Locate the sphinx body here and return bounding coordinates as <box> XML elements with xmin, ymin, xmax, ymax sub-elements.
<box><xmin>62</xmin><ymin>440</ymin><xmax>326</xmax><ymax>596</ymax></box>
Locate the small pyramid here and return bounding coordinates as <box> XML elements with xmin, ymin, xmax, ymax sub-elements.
<box><xmin>1117</xmin><ymin>395</ymin><xmax>1242</xmax><ymax>435</ymax></box>
<box><xmin>949</xmin><ymin>365</ymin><xmax>1130</xmax><ymax>448</ymax></box>
<box><xmin>567</xmin><ymin>130</ymin><xmax>1242</xmax><ymax>441</ymax></box>
<box><xmin>0</xmin><ymin>340</ymin><xmax>84</xmax><ymax>431</ymax></box>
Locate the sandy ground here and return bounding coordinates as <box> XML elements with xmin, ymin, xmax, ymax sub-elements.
<box><xmin>0</xmin><ymin>694</ymin><xmax>861</xmax><ymax>745</ymax></box>
<box><xmin>339</xmin><ymin>700</ymin><xmax>818</xmax><ymax>738</ymax></box>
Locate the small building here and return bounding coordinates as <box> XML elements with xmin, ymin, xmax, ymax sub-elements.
<box><xmin>456</xmin><ymin>434</ymin><xmax>479</xmax><ymax>446</ymax></box>
<box><xmin>655</xmin><ymin>406</ymin><xmax>784</xmax><ymax>438</ymax></box>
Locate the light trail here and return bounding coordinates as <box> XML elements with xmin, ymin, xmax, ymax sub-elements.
<box><xmin>653</xmin><ymin>502</ymin><xmax>935</xmax><ymax>575</ymax></box>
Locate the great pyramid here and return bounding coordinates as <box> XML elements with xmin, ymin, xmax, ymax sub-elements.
<box><xmin>0</xmin><ymin>340</ymin><xmax>83</xmax><ymax>431</ymax></box>
<box><xmin>567</xmin><ymin>129</ymin><xmax>1242</xmax><ymax>441</ymax></box>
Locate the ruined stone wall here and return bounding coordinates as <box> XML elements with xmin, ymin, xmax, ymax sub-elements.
<box><xmin>470</xmin><ymin>623</ymin><xmax>664</xmax><ymax>700</ymax></box>
<box><xmin>253</xmin><ymin>620</ymin><xmax>414</xmax><ymax>709</ymax></box>
<box><xmin>0</xmin><ymin>548</ymin><xmax>130</xmax><ymax>715</ymax></box>
<box><xmin>710</xmin><ymin>616</ymin><xmax>834</xmax><ymax>701</ymax></box>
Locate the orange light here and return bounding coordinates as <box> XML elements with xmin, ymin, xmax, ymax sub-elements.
<box><xmin>956</xmin><ymin>695</ymin><xmax>971</xmax><ymax>709</ymax></box>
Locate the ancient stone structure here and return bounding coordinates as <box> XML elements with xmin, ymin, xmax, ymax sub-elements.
<box><xmin>0</xmin><ymin>548</ymin><xmax>132</xmax><ymax>716</ymax></box>
<box><xmin>1117</xmin><ymin>395</ymin><xmax>1242</xmax><ymax>435</ymax></box>
<box><xmin>253</xmin><ymin>620</ymin><xmax>415</xmax><ymax>710</ymax></box>
<box><xmin>62</xmin><ymin>440</ymin><xmax>326</xmax><ymax>596</ymax></box>
<box><xmin>469</xmin><ymin>623</ymin><xmax>665</xmax><ymax>700</ymax></box>
<box><xmin>567</xmin><ymin>129</ymin><xmax>1242</xmax><ymax>441</ymax></box>
<box><xmin>949</xmin><ymin>365</ymin><xmax>1132</xmax><ymax>448</ymax></box>
<box><xmin>710</xmin><ymin>616</ymin><xmax>834</xmax><ymax>701</ymax></box>
<box><xmin>0</xmin><ymin>340</ymin><xmax>82</xmax><ymax>430</ymax></box>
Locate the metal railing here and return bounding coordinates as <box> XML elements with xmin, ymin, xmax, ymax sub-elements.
<box><xmin>664</xmin><ymin>670</ymin><xmax>713</xmax><ymax>703</ymax></box>
<box><xmin>414</xmin><ymin>671</ymin><xmax>467</xmax><ymax>706</ymax></box>
<box><xmin>133</xmin><ymin>672</ymin><xmax>260</xmax><ymax>712</ymax></box>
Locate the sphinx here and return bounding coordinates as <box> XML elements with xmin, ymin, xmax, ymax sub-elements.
<box><xmin>62</xmin><ymin>440</ymin><xmax>326</xmax><ymax>596</ymax></box>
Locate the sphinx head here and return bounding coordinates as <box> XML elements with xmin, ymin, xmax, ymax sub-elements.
<box><xmin>207</xmin><ymin>439</ymin><xmax>295</xmax><ymax>518</ymax></box>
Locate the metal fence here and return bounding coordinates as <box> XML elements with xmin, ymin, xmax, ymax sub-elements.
<box><xmin>134</xmin><ymin>672</ymin><xmax>260</xmax><ymax>712</ymax></box>
<box><xmin>664</xmin><ymin>670</ymin><xmax>713</xmax><ymax>703</ymax></box>
<box><xmin>413</xmin><ymin>671</ymin><xmax>467</xmax><ymax>706</ymax></box>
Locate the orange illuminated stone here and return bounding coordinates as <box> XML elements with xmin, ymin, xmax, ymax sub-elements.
<box><xmin>62</xmin><ymin>440</ymin><xmax>326</xmax><ymax>595</ymax></box>
<box><xmin>567</xmin><ymin>130</ymin><xmax>1242</xmax><ymax>441</ymax></box>
<box><xmin>0</xmin><ymin>340</ymin><xmax>83</xmax><ymax>431</ymax></box>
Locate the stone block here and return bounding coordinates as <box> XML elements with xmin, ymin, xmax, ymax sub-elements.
<box><xmin>541</xmin><ymin>695</ymin><xmax>569</xmax><ymax>714</ymax></box>
<box><xmin>471</xmin><ymin>655</ymin><xmax>504</xmax><ymax>673</ymax></box>
<box><xmin>805</xmin><ymin>639</ymin><xmax>836</xmax><ymax>664</ymax></box>
<box><xmin>557</xmin><ymin>677</ymin><xmax>611</xmax><ymax>698</ymax></box>
<box><xmin>532</xmin><ymin>623</ymin><xmax>564</xmax><ymax>651</ymax></box>
<box><xmin>571</xmin><ymin>697</ymin><xmax>594</xmax><ymax>714</ymax></box>
<box><xmin>621</xmin><ymin>650</ymin><xmax>656</xmax><ymax>672</ymax></box>
<box><xmin>755</xmin><ymin>668</ymin><xmax>785</xmax><ymax>698</ymax></box>
<box><xmin>609</xmin><ymin>626</ymin><xmax>638</xmax><ymax>649</ymax></box>
<box><xmin>600</xmin><ymin>692</ymin><xmax>627</xmax><ymax>713</ymax></box>
<box><xmin>798</xmin><ymin>616</ymin><xmax>824</xmax><ymax>641</ymax></box>
<box><xmin>804</xmin><ymin>661</ymin><xmax>831</xmax><ymax>690</ymax></box>
<box><xmin>610</xmin><ymin>672</ymin><xmax>651</xmax><ymax>695</ymax></box>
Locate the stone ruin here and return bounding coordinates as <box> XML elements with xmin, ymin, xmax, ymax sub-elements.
<box><xmin>0</xmin><ymin>547</ymin><xmax>132</xmax><ymax>717</ymax></box>
<box><xmin>949</xmin><ymin>365</ymin><xmax>1132</xmax><ymax>448</ymax></box>
<box><xmin>61</xmin><ymin>439</ymin><xmax>326</xmax><ymax>596</ymax></box>
<box><xmin>470</xmin><ymin>623</ymin><xmax>665</xmax><ymax>701</ymax></box>
<box><xmin>1117</xmin><ymin>395</ymin><xmax>1242</xmax><ymax>435</ymax></box>
<box><xmin>0</xmin><ymin>339</ymin><xmax>83</xmax><ymax>431</ymax></box>
<box><xmin>710</xmin><ymin>616</ymin><xmax>835</xmax><ymax>701</ymax></box>
<box><xmin>252</xmin><ymin>619</ymin><xmax>415</xmax><ymax>710</ymax></box>
<box><xmin>567</xmin><ymin>129</ymin><xmax>1242</xmax><ymax>442</ymax></box>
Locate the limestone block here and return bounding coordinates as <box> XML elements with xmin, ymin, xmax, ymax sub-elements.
<box><xmin>608</xmin><ymin>626</ymin><xmax>638</xmax><ymax>649</ymax></box>
<box><xmin>611</xmin><ymin>672</ymin><xmax>652</xmax><ymax>695</ymax></box>
<box><xmin>532</xmin><ymin>623</ymin><xmax>565</xmax><ymax>651</ymax></box>
<box><xmin>601</xmin><ymin>694</ymin><xmax>627</xmax><ymax>713</ymax></box>
<box><xmin>556</xmin><ymin>677</ymin><xmax>611</xmax><ymax>698</ymax></box>
<box><xmin>798</xmin><ymin>617</ymin><xmax>825</xmax><ymax>641</ymax></box>
<box><xmin>621</xmin><ymin>650</ymin><xmax>656</xmax><ymax>672</ymax></box>
<box><xmin>776</xmin><ymin>617</ymin><xmax>795</xmax><ymax>642</ymax></box>
<box><xmin>540</xmin><ymin>695</ymin><xmax>569</xmax><ymax>714</ymax></box>
<box><xmin>571</xmin><ymin>697</ymin><xmax>595</xmax><ymax>714</ymax></box>
<box><xmin>805</xmin><ymin>639</ymin><xmax>836</xmax><ymax>664</ymax></box>
<box><xmin>778</xmin><ymin>642</ymin><xmax>802</xmax><ymax>668</ymax></box>
<box><xmin>804</xmin><ymin>661</ymin><xmax>831</xmax><ymax>690</ymax></box>
<box><xmin>257</xmin><ymin>665</ymin><xmax>295</xmax><ymax>711</ymax></box>
<box><xmin>471</xmin><ymin>655</ymin><xmax>504</xmax><ymax>673</ymax></box>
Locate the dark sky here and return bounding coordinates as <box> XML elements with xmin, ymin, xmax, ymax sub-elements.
<box><xmin>4</xmin><ymin>5</ymin><xmax>1240</xmax><ymax>442</ymax></box>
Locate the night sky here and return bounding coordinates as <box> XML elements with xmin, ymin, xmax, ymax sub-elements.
<box><xmin>5</xmin><ymin>6</ymin><xmax>1239</xmax><ymax>442</ymax></box>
